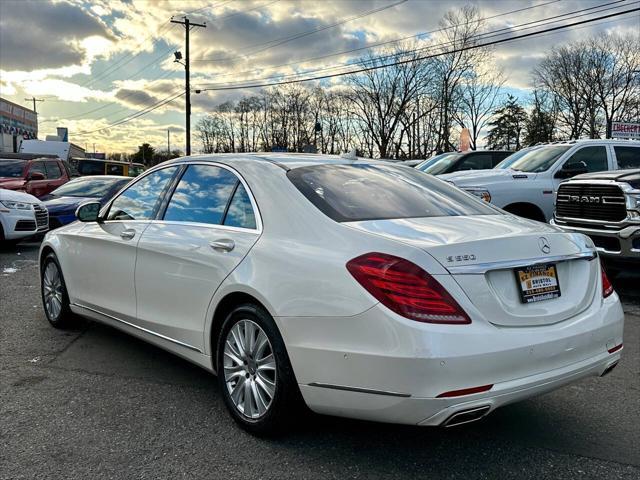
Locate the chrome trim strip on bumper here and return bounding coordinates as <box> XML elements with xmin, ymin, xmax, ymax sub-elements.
<box><xmin>308</xmin><ymin>382</ymin><xmax>411</xmax><ymax>398</ymax></box>
<box><xmin>72</xmin><ymin>303</ymin><xmax>203</xmax><ymax>353</ymax></box>
<box><xmin>446</xmin><ymin>251</ymin><xmax>597</xmax><ymax>275</ymax></box>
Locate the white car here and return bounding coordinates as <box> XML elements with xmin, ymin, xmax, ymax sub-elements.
<box><xmin>441</xmin><ymin>140</ymin><xmax>640</xmax><ymax>222</ymax></box>
<box><xmin>39</xmin><ymin>154</ymin><xmax>624</xmax><ymax>434</ymax></box>
<box><xmin>0</xmin><ymin>188</ymin><xmax>48</xmax><ymax>241</ymax></box>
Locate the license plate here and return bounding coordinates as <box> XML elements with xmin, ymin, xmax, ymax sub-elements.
<box><xmin>514</xmin><ymin>263</ymin><xmax>561</xmax><ymax>304</ymax></box>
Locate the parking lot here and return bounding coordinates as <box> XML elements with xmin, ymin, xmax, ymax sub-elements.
<box><xmin>1</xmin><ymin>240</ymin><xmax>638</xmax><ymax>480</ymax></box>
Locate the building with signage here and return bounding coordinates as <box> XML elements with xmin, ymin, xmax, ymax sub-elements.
<box><xmin>0</xmin><ymin>97</ymin><xmax>38</xmax><ymax>153</ymax></box>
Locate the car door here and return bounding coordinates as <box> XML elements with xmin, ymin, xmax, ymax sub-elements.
<box><xmin>25</xmin><ymin>161</ymin><xmax>49</xmax><ymax>197</ymax></box>
<box><xmin>134</xmin><ymin>163</ymin><xmax>262</xmax><ymax>352</ymax></box>
<box><xmin>44</xmin><ymin>160</ymin><xmax>66</xmax><ymax>194</ymax></box>
<box><xmin>65</xmin><ymin>166</ymin><xmax>180</xmax><ymax>321</ymax></box>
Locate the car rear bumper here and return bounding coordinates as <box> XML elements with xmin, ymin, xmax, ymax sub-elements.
<box><xmin>280</xmin><ymin>294</ymin><xmax>624</xmax><ymax>426</ymax></box>
<box><xmin>551</xmin><ymin>219</ymin><xmax>640</xmax><ymax>259</ymax></box>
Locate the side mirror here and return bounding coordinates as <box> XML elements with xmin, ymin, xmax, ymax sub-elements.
<box><xmin>27</xmin><ymin>171</ymin><xmax>46</xmax><ymax>181</ymax></box>
<box><xmin>75</xmin><ymin>201</ymin><xmax>102</xmax><ymax>222</ymax></box>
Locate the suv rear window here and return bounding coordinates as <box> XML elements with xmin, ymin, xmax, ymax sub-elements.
<box><xmin>287</xmin><ymin>164</ymin><xmax>499</xmax><ymax>222</ymax></box>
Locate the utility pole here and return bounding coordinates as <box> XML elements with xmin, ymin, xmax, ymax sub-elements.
<box><xmin>24</xmin><ymin>97</ymin><xmax>44</xmax><ymax>113</ymax></box>
<box><xmin>171</xmin><ymin>16</ymin><xmax>206</xmax><ymax>156</ymax></box>
<box><xmin>167</xmin><ymin>129</ymin><xmax>171</xmax><ymax>157</ymax></box>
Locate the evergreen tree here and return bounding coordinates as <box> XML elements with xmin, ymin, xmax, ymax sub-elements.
<box><xmin>485</xmin><ymin>94</ymin><xmax>527</xmax><ymax>150</ymax></box>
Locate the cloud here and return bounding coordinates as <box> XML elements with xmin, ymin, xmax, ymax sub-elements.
<box><xmin>0</xmin><ymin>0</ymin><xmax>113</xmax><ymax>70</ymax></box>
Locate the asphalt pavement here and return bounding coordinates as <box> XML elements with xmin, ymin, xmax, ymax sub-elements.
<box><xmin>1</xmin><ymin>240</ymin><xmax>638</xmax><ymax>480</ymax></box>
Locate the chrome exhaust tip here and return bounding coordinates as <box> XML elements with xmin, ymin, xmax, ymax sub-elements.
<box><xmin>442</xmin><ymin>405</ymin><xmax>491</xmax><ymax>427</ymax></box>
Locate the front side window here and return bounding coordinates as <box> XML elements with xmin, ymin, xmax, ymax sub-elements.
<box><xmin>614</xmin><ymin>146</ymin><xmax>640</xmax><ymax>169</ymax></box>
<box><xmin>29</xmin><ymin>162</ymin><xmax>47</xmax><ymax>178</ymax></box>
<box><xmin>496</xmin><ymin>145</ymin><xmax>571</xmax><ymax>172</ymax></box>
<box><xmin>107</xmin><ymin>166</ymin><xmax>178</xmax><ymax>221</ymax></box>
<box><xmin>288</xmin><ymin>164</ymin><xmax>499</xmax><ymax>222</ymax></box>
<box><xmin>563</xmin><ymin>146</ymin><xmax>608</xmax><ymax>172</ymax></box>
<box><xmin>45</xmin><ymin>161</ymin><xmax>62</xmax><ymax>179</ymax></box>
<box><xmin>224</xmin><ymin>183</ymin><xmax>257</xmax><ymax>229</ymax></box>
<box><xmin>163</xmin><ymin>165</ymin><xmax>238</xmax><ymax>225</ymax></box>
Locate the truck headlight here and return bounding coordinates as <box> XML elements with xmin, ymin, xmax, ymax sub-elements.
<box><xmin>0</xmin><ymin>200</ymin><xmax>33</xmax><ymax>210</ymax></box>
<box><xmin>626</xmin><ymin>193</ymin><xmax>640</xmax><ymax>211</ymax></box>
<box><xmin>464</xmin><ymin>188</ymin><xmax>492</xmax><ymax>203</ymax></box>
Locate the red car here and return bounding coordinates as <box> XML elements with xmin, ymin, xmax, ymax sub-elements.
<box><xmin>0</xmin><ymin>155</ymin><xmax>71</xmax><ymax>198</ymax></box>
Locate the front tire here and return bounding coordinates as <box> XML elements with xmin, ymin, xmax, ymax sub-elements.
<box><xmin>41</xmin><ymin>253</ymin><xmax>75</xmax><ymax>328</ymax></box>
<box><xmin>217</xmin><ymin>303</ymin><xmax>301</xmax><ymax>435</ymax></box>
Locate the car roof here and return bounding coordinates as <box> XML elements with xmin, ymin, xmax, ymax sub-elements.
<box><xmin>166</xmin><ymin>152</ymin><xmax>396</xmax><ymax>171</ymax></box>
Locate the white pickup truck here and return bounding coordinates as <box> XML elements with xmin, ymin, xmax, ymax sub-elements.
<box><xmin>441</xmin><ymin>139</ymin><xmax>640</xmax><ymax>222</ymax></box>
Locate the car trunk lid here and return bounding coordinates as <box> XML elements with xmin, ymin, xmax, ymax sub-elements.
<box><xmin>346</xmin><ymin>215</ymin><xmax>598</xmax><ymax>326</ymax></box>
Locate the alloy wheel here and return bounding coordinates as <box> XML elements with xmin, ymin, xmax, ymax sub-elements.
<box><xmin>223</xmin><ymin>319</ymin><xmax>277</xmax><ymax>419</ymax></box>
<box><xmin>43</xmin><ymin>262</ymin><xmax>64</xmax><ymax>320</ymax></box>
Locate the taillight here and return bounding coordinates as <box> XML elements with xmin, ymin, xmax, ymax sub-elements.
<box><xmin>601</xmin><ymin>263</ymin><xmax>614</xmax><ymax>298</ymax></box>
<box><xmin>346</xmin><ymin>252</ymin><xmax>471</xmax><ymax>324</ymax></box>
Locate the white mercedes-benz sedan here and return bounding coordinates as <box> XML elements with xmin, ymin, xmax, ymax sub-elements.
<box><xmin>39</xmin><ymin>153</ymin><xmax>624</xmax><ymax>434</ymax></box>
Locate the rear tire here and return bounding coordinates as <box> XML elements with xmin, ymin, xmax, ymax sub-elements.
<box><xmin>41</xmin><ymin>253</ymin><xmax>75</xmax><ymax>329</ymax></box>
<box><xmin>216</xmin><ymin>303</ymin><xmax>302</xmax><ymax>436</ymax></box>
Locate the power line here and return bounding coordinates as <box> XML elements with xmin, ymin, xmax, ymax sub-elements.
<box><xmin>196</xmin><ymin>0</ymin><xmax>408</xmax><ymax>63</ymax></box>
<box><xmin>67</xmin><ymin>4</ymin><xmax>639</xmax><ymax>139</ymax></box>
<box><xmin>196</xmin><ymin>7</ymin><xmax>640</xmax><ymax>93</ymax></box>
<box><xmin>194</xmin><ymin>1</ymin><xmax>636</xmax><ymax>90</ymax></box>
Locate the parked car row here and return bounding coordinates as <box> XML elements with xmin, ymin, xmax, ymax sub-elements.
<box><xmin>1</xmin><ymin>175</ymin><xmax>131</xmax><ymax>242</ymax></box>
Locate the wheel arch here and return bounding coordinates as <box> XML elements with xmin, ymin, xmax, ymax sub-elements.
<box><xmin>208</xmin><ymin>290</ymin><xmax>276</xmax><ymax>372</ymax></box>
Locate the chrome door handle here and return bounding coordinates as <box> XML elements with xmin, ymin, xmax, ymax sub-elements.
<box><xmin>210</xmin><ymin>238</ymin><xmax>235</xmax><ymax>252</ymax></box>
<box><xmin>120</xmin><ymin>228</ymin><xmax>136</xmax><ymax>240</ymax></box>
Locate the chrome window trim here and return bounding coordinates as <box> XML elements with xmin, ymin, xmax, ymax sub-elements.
<box><xmin>150</xmin><ymin>219</ymin><xmax>261</xmax><ymax>234</ymax></box>
<box><xmin>72</xmin><ymin>303</ymin><xmax>203</xmax><ymax>353</ymax></box>
<box><xmin>446</xmin><ymin>250</ymin><xmax>597</xmax><ymax>275</ymax></box>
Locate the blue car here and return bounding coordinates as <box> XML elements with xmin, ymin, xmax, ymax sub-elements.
<box><xmin>42</xmin><ymin>175</ymin><xmax>131</xmax><ymax>229</ymax></box>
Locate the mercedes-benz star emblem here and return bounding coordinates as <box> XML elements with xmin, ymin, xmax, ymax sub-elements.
<box><xmin>538</xmin><ymin>237</ymin><xmax>551</xmax><ymax>254</ymax></box>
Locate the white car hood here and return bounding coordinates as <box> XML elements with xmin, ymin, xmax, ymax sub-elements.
<box><xmin>0</xmin><ymin>187</ymin><xmax>41</xmax><ymax>204</ymax></box>
<box><xmin>440</xmin><ymin>168</ymin><xmax>535</xmax><ymax>186</ymax></box>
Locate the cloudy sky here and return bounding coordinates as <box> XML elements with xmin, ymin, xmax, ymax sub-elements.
<box><xmin>0</xmin><ymin>0</ymin><xmax>637</xmax><ymax>153</ymax></box>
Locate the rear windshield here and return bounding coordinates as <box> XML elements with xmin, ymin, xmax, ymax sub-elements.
<box><xmin>287</xmin><ymin>164</ymin><xmax>499</xmax><ymax>222</ymax></box>
<box><xmin>0</xmin><ymin>159</ymin><xmax>26</xmax><ymax>178</ymax></box>
<box><xmin>51</xmin><ymin>177</ymin><xmax>129</xmax><ymax>198</ymax></box>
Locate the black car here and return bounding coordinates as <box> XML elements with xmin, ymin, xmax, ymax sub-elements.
<box><xmin>415</xmin><ymin>150</ymin><xmax>513</xmax><ymax>175</ymax></box>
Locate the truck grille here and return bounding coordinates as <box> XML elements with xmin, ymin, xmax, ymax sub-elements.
<box><xmin>556</xmin><ymin>184</ymin><xmax>626</xmax><ymax>222</ymax></box>
<box><xmin>33</xmin><ymin>204</ymin><xmax>49</xmax><ymax>230</ymax></box>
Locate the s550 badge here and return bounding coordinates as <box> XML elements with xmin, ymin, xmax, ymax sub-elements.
<box><xmin>447</xmin><ymin>254</ymin><xmax>477</xmax><ymax>262</ymax></box>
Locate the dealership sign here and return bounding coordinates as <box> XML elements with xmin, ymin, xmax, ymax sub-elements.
<box><xmin>611</xmin><ymin>121</ymin><xmax>640</xmax><ymax>139</ymax></box>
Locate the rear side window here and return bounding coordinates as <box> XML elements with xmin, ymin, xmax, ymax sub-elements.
<box><xmin>163</xmin><ymin>165</ymin><xmax>238</xmax><ymax>225</ymax></box>
<box><xmin>107</xmin><ymin>163</ymin><xmax>124</xmax><ymax>175</ymax></box>
<box><xmin>614</xmin><ymin>146</ymin><xmax>640</xmax><ymax>169</ymax></box>
<box><xmin>288</xmin><ymin>164</ymin><xmax>498</xmax><ymax>222</ymax></box>
<box><xmin>457</xmin><ymin>153</ymin><xmax>492</xmax><ymax>171</ymax></box>
<box><xmin>564</xmin><ymin>146</ymin><xmax>608</xmax><ymax>172</ymax></box>
<box><xmin>224</xmin><ymin>183</ymin><xmax>257</xmax><ymax>229</ymax></box>
<box><xmin>45</xmin><ymin>161</ymin><xmax>62</xmax><ymax>179</ymax></box>
<box><xmin>78</xmin><ymin>160</ymin><xmax>104</xmax><ymax>175</ymax></box>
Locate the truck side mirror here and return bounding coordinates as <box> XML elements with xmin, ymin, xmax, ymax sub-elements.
<box><xmin>27</xmin><ymin>171</ymin><xmax>46</xmax><ymax>181</ymax></box>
